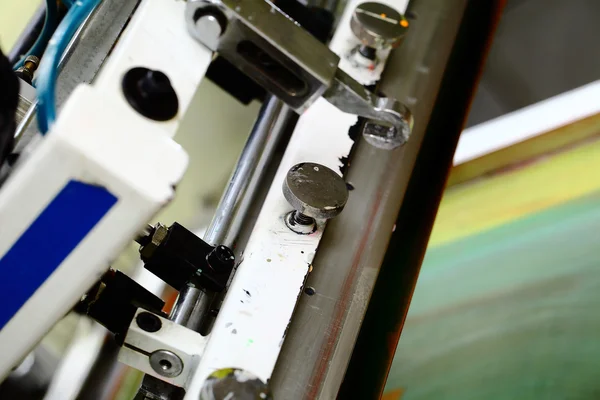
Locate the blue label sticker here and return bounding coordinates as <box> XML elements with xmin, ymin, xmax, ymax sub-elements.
<box><xmin>0</xmin><ymin>180</ymin><xmax>117</xmax><ymax>329</ymax></box>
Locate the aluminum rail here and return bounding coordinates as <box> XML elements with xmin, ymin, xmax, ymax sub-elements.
<box><xmin>270</xmin><ymin>0</ymin><xmax>501</xmax><ymax>398</ymax></box>
<box><xmin>339</xmin><ymin>1</ymin><xmax>505</xmax><ymax>398</ymax></box>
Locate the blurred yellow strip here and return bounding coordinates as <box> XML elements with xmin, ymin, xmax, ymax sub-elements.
<box><xmin>0</xmin><ymin>0</ymin><xmax>41</xmax><ymax>50</ymax></box>
<box><xmin>429</xmin><ymin>136</ymin><xmax>600</xmax><ymax>247</ymax></box>
<box><xmin>448</xmin><ymin>113</ymin><xmax>600</xmax><ymax>186</ymax></box>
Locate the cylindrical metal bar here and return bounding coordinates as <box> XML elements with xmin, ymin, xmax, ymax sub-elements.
<box><xmin>170</xmin><ymin>285</ymin><xmax>212</xmax><ymax>331</ymax></box>
<box><xmin>338</xmin><ymin>1</ymin><xmax>505</xmax><ymax>399</ymax></box>
<box><xmin>203</xmin><ymin>96</ymin><xmax>289</xmax><ymax>247</ymax></box>
<box><xmin>270</xmin><ymin>0</ymin><xmax>494</xmax><ymax>398</ymax></box>
<box><xmin>171</xmin><ymin>96</ymin><xmax>292</xmax><ymax>327</ymax></box>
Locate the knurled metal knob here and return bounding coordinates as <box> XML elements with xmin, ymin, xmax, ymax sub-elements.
<box><xmin>282</xmin><ymin>162</ymin><xmax>349</xmax><ymax>220</ymax></box>
<box><xmin>350</xmin><ymin>2</ymin><xmax>408</xmax><ymax>49</ymax></box>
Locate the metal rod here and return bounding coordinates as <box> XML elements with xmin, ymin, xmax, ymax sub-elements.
<box><xmin>13</xmin><ymin>100</ymin><xmax>37</xmax><ymax>145</ymax></box>
<box><xmin>170</xmin><ymin>95</ymin><xmax>293</xmax><ymax>328</ymax></box>
<box><xmin>169</xmin><ymin>285</ymin><xmax>212</xmax><ymax>331</ymax></box>
<box><xmin>203</xmin><ymin>96</ymin><xmax>289</xmax><ymax>247</ymax></box>
<box><xmin>270</xmin><ymin>0</ymin><xmax>481</xmax><ymax>397</ymax></box>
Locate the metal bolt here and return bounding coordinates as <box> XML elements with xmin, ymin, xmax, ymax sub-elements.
<box><xmin>139</xmin><ymin>223</ymin><xmax>169</xmax><ymax>259</ymax></box>
<box><xmin>195</xmin><ymin>14</ymin><xmax>223</xmax><ymax>42</ymax></box>
<box><xmin>122</xmin><ymin>67</ymin><xmax>179</xmax><ymax>121</ymax></box>
<box><xmin>15</xmin><ymin>55</ymin><xmax>39</xmax><ymax>84</ymax></box>
<box><xmin>187</xmin><ymin>4</ymin><xmax>228</xmax><ymax>49</ymax></box>
<box><xmin>149</xmin><ymin>350</ymin><xmax>183</xmax><ymax>378</ymax></box>
<box><xmin>284</xmin><ymin>211</ymin><xmax>317</xmax><ymax>235</ymax></box>
<box><xmin>351</xmin><ymin>2</ymin><xmax>408</xmax><ymax>49</ymax></box>
<box><xmin>136</xmin><ymin>312</ymin><xmax>162</xmax><ymax>333</ymax></box>
<box><xmin>207</xmin><ymin>245</ymin><xmax>235</xmax><ymax>273</ymax></box>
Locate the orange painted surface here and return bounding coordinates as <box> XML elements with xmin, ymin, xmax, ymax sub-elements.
<box><xmin>382</xmin><ymin>388</ymin><xmax>405</xmax><ymax>400</ymax></box>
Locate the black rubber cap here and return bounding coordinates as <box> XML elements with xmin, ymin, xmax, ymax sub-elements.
<box><xmin>122</xmin><ymin>67</ymin><xmax>179</xmax><ymax>121</ymax></box>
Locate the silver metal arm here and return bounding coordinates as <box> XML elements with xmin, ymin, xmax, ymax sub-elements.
<box><xmin>185</xmin><ymin>0</ymin><xmax>413</xmax><ymax>149</ymax></box>
<box><xmin>324</xmin><ymin>69</ymin><xmax>412</xmax><ymax>149</ymax></box>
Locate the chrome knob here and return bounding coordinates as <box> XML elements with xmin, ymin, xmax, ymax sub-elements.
<box><xmin>350</xmin><ymin>2</ymin><xmax>408</xmax><ymax>49</ymax></box>
<box><xmin>282</xmin><ymin>162</ymin><xmax>348</xmax><ymax>233</ymax></box>
<box><xmin>283</xmin><ymin>162</ymin><xmax>349</xmax><ymax>220</ymax></box>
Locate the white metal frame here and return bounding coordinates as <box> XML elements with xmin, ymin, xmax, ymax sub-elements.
<box><xmin>0</xmin><ymin>0</ymin><xmax>212</xmax><ymax>378</ymax></box>
<box><xmin>119</xmin><ymin>309</ymin><xmax>207</xmax><ymax>388</ymax></box>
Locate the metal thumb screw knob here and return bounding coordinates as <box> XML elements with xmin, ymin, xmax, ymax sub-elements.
<box><xmin>351</xmin><ymin>2</ymin><xmax>408</xmax><ymax>49</ymax></box>
<box><xmin>282</xmin><ymin>162</ymin><xmax>349</xmax><ymax>220</ymax></box>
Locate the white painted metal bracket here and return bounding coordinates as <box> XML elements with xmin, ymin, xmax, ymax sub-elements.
<box><xmin>93</xmin><ymin>0</ymin><xmax>213</xmax><ymax>138</ymax></box>
<box><xmin>0</xmin><ymin>85</ymin><xmax>187</xmax><ymax>379</ymax></box>
<box><xmin>0</xmin><ymin>0</ymin><xmax>214</xmax><ymax>377</ymax></box>
<box><xmin>119</xmin><ymin>309</ymin><xmax>207</xmax><ymax>388</ymax></box>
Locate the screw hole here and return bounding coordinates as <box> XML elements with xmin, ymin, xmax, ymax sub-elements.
<box><xmin>159</xmin><ymin>359</ymin><xmax>172</xmax><ymax>370</ymax></box>
<box><xmin>136</xmin><ymin>312</ymin><xmax>162</xmax><ymax>333</ymax></box>
<box><xmin>346</xmin><ymin>182</ymin><xmax>355</xmax><ymax>191</ymax></box>
<box><xmin>305</xmin><ymin>286</ymin><xmax>316</xmax><ymax>296</ymax></box>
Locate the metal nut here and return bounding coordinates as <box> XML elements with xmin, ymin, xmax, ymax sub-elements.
<box><xmin>140</xmin><ymin>223</ymin><xmax>168</xmax><ymax>259</ymax></box>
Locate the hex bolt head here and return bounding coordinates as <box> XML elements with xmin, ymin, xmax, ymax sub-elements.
<box><xmin>282</xmin><ymin>162</ymin><xmax>349</xmax><ymax>220</ymax></box>
<box><xmin>207</xmin><ymin>245</ymin><xmax>235</xmax><ymax>273</ymax></box>
<box><xmin>122</xmin><ymin>67</ymin><xmax>179</xmax><ymax>121</ymax></box>
<box><xmin>351</xmin><ymin>2</ymin><xmax>408</xmax><ymax>49</ymax></box>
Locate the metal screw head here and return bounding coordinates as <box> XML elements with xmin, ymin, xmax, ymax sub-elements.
<box><xmin>186</xmin><ymin>3</ymin><xmax>228</xmax><ymax>50</ymax></box>
<box><xmin>351</xmin><ymin>2</ymin><xmax>408</xmax><ymax>49</ymax></box>
<box><xmin>195</xmin><ymin>14</ymin><xmax>223</xmax><ymax>47</ymax></box>
<box><xmin>136</xmin><ymin>312</ymin><xmax>162</xmax><ymax>333</ymax></box>
<box><xmin>207</xmin><ymin>245</ymin><xmax>235</xmax><ymax>273</ymax></box>
<box><xmin>149</xmin><ymin>350</ymin><xmax>183</xmax><ymax>378</ymax></box>
<box><xmin>122</xmin><ymin>67</ymin><xmax>179</xmax><ymax>121</ymax></box>
<box><xmin>282</xmin><ymin>163</ymin><xmax>349</xmax><ymax>220</ymax></box>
